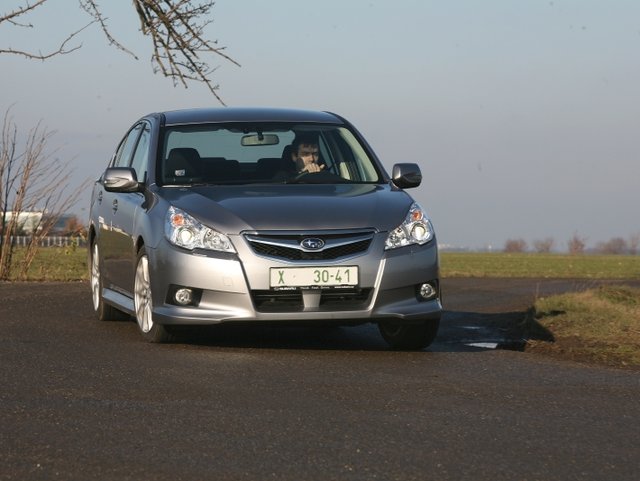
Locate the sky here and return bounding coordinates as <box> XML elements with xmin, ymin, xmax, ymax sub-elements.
<box><xmin>1</xmin><ymin>0</ymin><xmax>639</xmax><ymax>250</ymax></box>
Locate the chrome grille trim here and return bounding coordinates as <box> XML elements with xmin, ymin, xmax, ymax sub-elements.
<box><xmin>243</xmin><ymin>230</ymin><xmax>375</xmax><ymax>261</ymax></box>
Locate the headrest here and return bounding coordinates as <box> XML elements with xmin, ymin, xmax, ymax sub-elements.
<box><xmin>281</xmin><ymin>144</ymin><xmax>293</xmax><ymax>161</ymax></box>
<box><xmin>166</xmin><ymin>148</ymin><xmax>201</xmax><ymax>178</ymax></box>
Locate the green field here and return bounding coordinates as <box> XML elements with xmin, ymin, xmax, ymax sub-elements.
<box><xmin>2</xmin><ymin>248</ymin><xmax>640</xmax><ymax>282</ymax></box>
<box><xmin>2</xmin><ymin>245</ymin><xmax>88</xmax><ymax>281</ymax></box>
<box><xmin>441</xmin><ymin>252</ymin><xmax>640</xmax><ymax>279</ymax></box>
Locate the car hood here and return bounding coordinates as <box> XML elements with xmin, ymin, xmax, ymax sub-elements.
<box><xmin>158</xmin><ymin>184</ymin><xmax>415</xmax><ymax>233</ymax></box>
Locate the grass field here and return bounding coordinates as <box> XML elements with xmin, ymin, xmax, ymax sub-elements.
<box><xmin>526</xmin><ymin>285</ymin><xmax>640</xmax><ymax>369</ymax></box>
<box><xmin>441</xmin><ymin>252</ymin><xmax>640</xmax><ymax>279</ymax></box>
<box><xmin>2</xmin><ymin>245</ymin><xmax>88</xmax><ymax>281</ymax></box>
<box><xmin>2</xmin><ymin>248</ymin><xmax>640</xmax><ymax>282</ymax></box>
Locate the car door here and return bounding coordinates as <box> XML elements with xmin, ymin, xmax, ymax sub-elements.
<box><xmin>99</xmin><ymin>122</ymin><xmax>146</xmax><ymax>295</ymax></box>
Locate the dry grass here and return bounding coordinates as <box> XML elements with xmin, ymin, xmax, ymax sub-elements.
<box><xmin>3</xmin><ymin>246</ymin><xmax>87</xmax><ymax>281</ymax></box>
<box><xmin>526</xmin><ymin>285</ymin><xmax>640</xmax><ymax>369</ymax></box>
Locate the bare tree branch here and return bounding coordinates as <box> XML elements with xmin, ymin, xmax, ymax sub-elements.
<box><xmin>1</xmin><ymin>0</ymin><xmax>240</xmax><ymax>104</ymax></box>
<box><xmin>132</xmin><ymin>0</ymin><xmax>240</xmax><ymax>105</ymax></box>
<box><xmin>79</xmin><ymin>0</ymin><xmax>139</xmax><ymax>59</ymax></box>
<box><xmin>0</xmin><ymin>23</ymin><xmax>90</xmax><ymax>60</ymax></box>
<box><xmin>0</xmin><ymin>0</ymin><xmax>48</xmax><ymax>25</ymax></box>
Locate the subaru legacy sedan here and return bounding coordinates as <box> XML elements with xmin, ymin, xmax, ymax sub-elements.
<box><xmin>88</xmin><ymin>108</ymin><xmax>441</xmax><ymax>350</ymax></box>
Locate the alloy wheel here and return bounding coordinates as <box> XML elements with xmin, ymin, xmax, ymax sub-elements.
<box><xmin>134</xmin><ymin>254</ymin><xmax>154</xmax><ymax>333</ymax></box>
<box><xmin>91</xmin><ymin>243</ymin><xmax>101</xmax><ymax>311</ymax></box>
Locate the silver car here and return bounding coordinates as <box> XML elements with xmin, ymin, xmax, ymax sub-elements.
<box><xmin>88</xmin><ymin>108</ymin><xmax>441</xmax><ymax>349</ymax></box>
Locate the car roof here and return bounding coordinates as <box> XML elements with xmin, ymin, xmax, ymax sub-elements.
<box><xmin>156</xmin><ymin>107</ymin><xmax>345</xmax><ymax>126</ymax></box>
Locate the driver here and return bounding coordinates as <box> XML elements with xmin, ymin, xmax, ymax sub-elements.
<box><xmin>290</xmin><ymin>133</ymin><xmax>325</xmax><ymax>174</ymax></box>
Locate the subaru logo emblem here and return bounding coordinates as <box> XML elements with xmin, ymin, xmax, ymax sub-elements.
<box><xmin>301</xmin><ymin>238</ymin><xmax>325</xmax><ymax>251</ymax></box>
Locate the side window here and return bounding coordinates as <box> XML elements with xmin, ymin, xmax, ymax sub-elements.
<box><xmin>130</xmin><ymin>123</ymin><xmax>151</xmax><ymax>182</ymax></box>
<box><xmin>112</xmin><ymin>123</ymin><xmax>144</xmax><ymax>168</ymax></box>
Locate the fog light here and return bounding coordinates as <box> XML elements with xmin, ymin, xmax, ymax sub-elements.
<box><xmin>419</xmin><ymin>282</ymin><xmax>437</xmax><ymax>300</ymax></box>
<box><xmin>175</xmin><ymin>288</ymin><xmax>193</xmax><ymax>306</ymax></box>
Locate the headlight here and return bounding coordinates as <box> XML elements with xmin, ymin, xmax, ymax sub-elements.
<box><xmin>385</xmin><ymin>202</ymin><xmax>434</xmax><ymax>250</ymax></box>
<box><xmin>165</xmin><ymin>206</ymin><xmax>236</xmax><ymax>253</ymax></box>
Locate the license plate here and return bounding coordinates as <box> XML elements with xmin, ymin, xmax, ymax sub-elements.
<box><xmin>270</xmin><ymin>266</ymin><xmax>358</xmax><ymax>289</ymax></box>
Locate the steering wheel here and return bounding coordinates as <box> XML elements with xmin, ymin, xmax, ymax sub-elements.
<box><xmin>292</xmin><ymin>170</ymin><xmax>313</xmax><ymax>182</ymax></box>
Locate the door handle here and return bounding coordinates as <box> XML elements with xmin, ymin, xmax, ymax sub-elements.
<box><xmin>112</xmin><ymin>199</ymin><xmax>118</xmax><ymax>213</ymax></box>
<box><xmin>97</xmin><ymin>191</ymin><xmax>103</xmax><ymax>204</ymax></box>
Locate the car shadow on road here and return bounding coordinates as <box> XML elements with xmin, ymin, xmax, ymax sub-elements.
<box><xmin>435</xmin><ymin>309</ymin><xmax>555</xmax><ymax>352</ymax></box>
<box><xmin>163</xmin><ymin>309</ymin><xmax>555</xmax><ymax>353</ymax></box>
<box><xmin>168</xmin><ymin>322</ymin><xmax>392</xmax><ymax>351</ymax></box>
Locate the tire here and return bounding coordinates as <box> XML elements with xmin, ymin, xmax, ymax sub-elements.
<box><xmin>90</xmin><ymin>242</ymin><xmax>129</xmax><ymax>321</ymax></box>
<box><xmin>134</xmin><ymin>247</ymin><xmax>173</xmax><ymax>343</ymax></box>
<box><xmin>378</xmin><ymin>319</ymin><xmax>440</xmax><ymax>351</ymax></box>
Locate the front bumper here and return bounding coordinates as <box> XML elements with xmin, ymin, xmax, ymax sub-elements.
<box><xmin>148</xmin><ymin>233</ymin><xmax>442</xmax><ymax>325</ymax></box>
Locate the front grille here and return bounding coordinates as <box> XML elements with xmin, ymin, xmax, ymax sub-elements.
<box><xmin>251</xmin><ymin>288</ymin><xmax>372</xmax><ymax>312</ymax></box>
<box><xmin>244</xmin><ymin>231</ymin><xmax>374</xmax><ymax>261</ymax></box>
<box><xmin>250</xmin><ymin>239</ymin><xmax>370</xmax><ymax>260</ymax></box>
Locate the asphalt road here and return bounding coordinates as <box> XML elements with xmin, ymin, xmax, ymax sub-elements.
<box><xmin>1</xmin><ymin>279</ymin><xmax>639</xmax><ymax>481</ymax></box>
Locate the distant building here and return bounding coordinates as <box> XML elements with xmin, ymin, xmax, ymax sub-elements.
<box><xmin>0</xmin><ymin>211</ymin><xmax>44</xmax><ymax>235</ymax></box>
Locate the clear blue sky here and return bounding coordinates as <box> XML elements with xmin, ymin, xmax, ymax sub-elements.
<box><xmin>1</xmin><ymin>0</ymin><xmax>638</xmax><ymax>250</ymax></box>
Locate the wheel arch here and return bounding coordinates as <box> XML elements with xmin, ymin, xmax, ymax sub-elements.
<box><xmin>135</xmin><ymin>235</ymin><xmax>145</xmax><ymax>254</ymax></box>
<box><xmin>88</xmin><ymin>226</ymin><xmax>97</xmax><ymax>267</ymax></box>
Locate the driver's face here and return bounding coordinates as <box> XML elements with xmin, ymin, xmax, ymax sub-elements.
<box><xmin>294</xmin><ymin>144</ymin><xmax>320</xmax><ymax>167</ymax></box>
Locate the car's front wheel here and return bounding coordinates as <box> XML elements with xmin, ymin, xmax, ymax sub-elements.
<box><xmin>134</xmin><ymin>247</ymin><xmax>173</xmax><ymax>343</ymax></box>
<box><xmin>378</xmin><ymin>319</ymin><xmax>440</xmax><ymax>351</ymax></box>
<box><xmin>90</xmin><ymin>242</ymin><xmax>128</xmax><ymax>321</ymax></box>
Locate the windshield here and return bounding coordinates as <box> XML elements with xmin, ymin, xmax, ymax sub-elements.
<box><xmin>159</xmin><ymin>123</ymin><xmax>382</xmax><ymax>186</ymax></box>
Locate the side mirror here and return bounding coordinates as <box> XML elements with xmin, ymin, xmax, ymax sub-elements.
<box><xmin>391</xmin><ymin>163</ymin><xmax>422</xmax><ymax>189</ymax></box>
<box><xmin>103</xmin><ymin>167</ymin><xmax>141</xmax><ymax>193</ymax></box>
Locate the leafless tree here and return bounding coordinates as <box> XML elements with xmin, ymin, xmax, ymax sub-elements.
<box><xmin>1</xmin><ymin>0</ymin><xmax>239</xmax><ymax>105</ymax></box>
<box><xmin>567</xmin><ymin>233</ymin><xmax>587</xmax><ymax>255</ymax></box>
<box><xmin>596</xmin><ymin>237</ymin><xmax>629</xmax><ymax>255</ymax></box>
<box><xmin>60</xmin><ymin>215</ymin><xmax>88</xmax><ymax>237</ymax></box>
<box><xmin>629</xmin><ymin>233</ymin><xmax>640</xmax><ymax>256</ymax></box>
<box><xmin>504</xmin><ymin>238</ymin><xmax>528</xmax><ymax>253</ymax></box>
<box><xmin>0</xmin><ymin>110</ymin><xmax>86</xmax><ymax>280</ymax></box>
<box><xmin>533</xmin><ymin>237</ymin><xmax>554</xmax><ymax>253</ymax></box>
